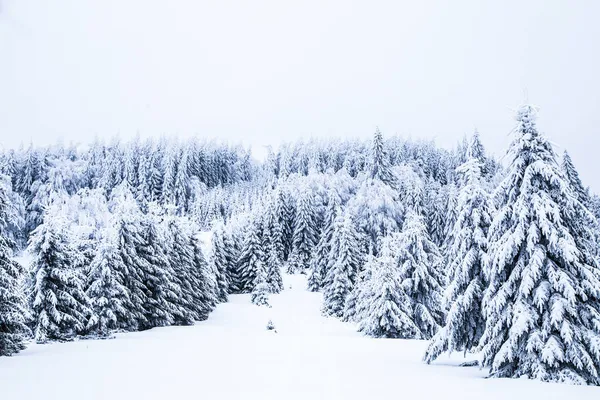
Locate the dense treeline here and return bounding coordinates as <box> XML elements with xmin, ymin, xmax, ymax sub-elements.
<box><xmin>1</xmin><ymin>105</ymin><xmax>600</xmax><ymax>385</ymax></box>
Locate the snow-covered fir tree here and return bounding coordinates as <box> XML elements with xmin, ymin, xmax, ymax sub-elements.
<box><xmin>308</xmin><ymin>194</ymin><xmax>339</xmax><ymax>291</ymax></box>
<box><xmin>86</xmin><ymin>226</ymin><xmax>130</xmax><ymax>337</ymax></box>
<box><xmin>480</xmin><ymin>105</ymin><xmax>600</xmax><ymax>385</ymax></box>
<box><xmin>237</xmin><ymin>216</ymin><xmax>264</xmax><ymax>293</ymax></box>
<box><xmin>210</xmin><ymin>223</ymin><xmax>230</xmax><ymax>303</ymax></box>
<box><xmin>357</xmin><ymin>255</ymin><xmax>418</xmax><ymax>338</ymax></box>
<box><xmin>424</xmin><ymin>154</ymin><xmax>493</xmax><ymax>363</ymax></box>
<box><xmin>288</xmin><ymin>188</ymin><xmax>318</xmax><ymax>273</ymax></box>
<box><xmin>0</xmin><ymin>181</ymin><xmax>30</xmax><ymax>355</ymax></box>
<box><xmin>265</xmin><ymin>246</ymin><xmax>284</xmax><ymax>294</ymax></box>
<box><xmin>189</xmin><ymin>230</ymin><xmax>218</xmax><ymax>320</ymax></box>
<box><xmin>251</xmin><ymin>261</ymin><xmax>271</xmax><ymax>308</ymax></box>
<box><xmin>384</xmin><ymin>211</ymin><xmax>444</xmax><ymax>339</ymax></box>
<box><xmin>29</xmin><ymin>211</ymin><xmax>90</xmax><ymax>343</ymax></box>
<box><xmin>322</xmin><ymin>212</ymin><xmax>362</xmax><ymax>318</ymax></box>
<box><xmin>562</xmin><ymin>151</ymin><xmax>590</xmax><ymax>207</ymax></box>
<box><xmin>370</xmin><ymin>128</ymin><xmax>396</xmax><ymax>187</ymax></box>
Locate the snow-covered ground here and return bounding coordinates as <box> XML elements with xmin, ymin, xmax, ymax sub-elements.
<box><xmin>1</xmin><ymin>273</ymin><xmax>598</xmax><ymax>399</ymax></box>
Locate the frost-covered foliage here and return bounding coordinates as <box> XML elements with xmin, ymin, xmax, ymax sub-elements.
<box><xmin>424</xmin><ymin>151</ymin><xmax>493</xmax><ymax>363</ymax></box>
<box><xmin>480</xmin><ymin>105</ymin><xmax>600</xmax><ymax>385</ymax></box>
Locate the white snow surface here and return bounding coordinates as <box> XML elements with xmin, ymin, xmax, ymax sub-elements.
<box><xmin>1</xmin><ymin>273</ymin><xmax>598</xmax><ymax>399</ymax></box>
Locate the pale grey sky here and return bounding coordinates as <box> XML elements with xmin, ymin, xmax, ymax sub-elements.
<box><xmin>1</xmin><ymin>1</ymin><xmax>599</xmax><ymax>189</ymax></box>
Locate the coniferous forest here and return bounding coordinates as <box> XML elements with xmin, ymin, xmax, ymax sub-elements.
<box><xmin>1</xmin><ymin>105</ymin><xmax>600</xmax><ymax>386</ymax></box>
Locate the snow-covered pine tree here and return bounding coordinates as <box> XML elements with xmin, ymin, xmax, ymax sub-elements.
<box><xmin>161</xmin><ymin>144</ymin><xmax>177</xmax><ymax>205</ymax></box>
<box><xmin>562</xmin><ymin>151</ymin><xmax>590</xmax><ymax>207</ymax></box>
<box><xmin>189</xmin><ymin>228</ymin><xmax>218</xmax><ymax>320</ymax></box>
<box><xmin>469</xmin><ymin>130</ymin><xmax>489</xmax><ymax>178</ymax></box>
<box><xmin>357</xmin><ymin>255</ymin><xmax>418</xmax><ymax>338</ymax></box>
<box><xmin>288</xmin><ymin>188</ymin><xmax>318</xmax><ymax>273</ymax></box>
<box><xmin>480</xmin><ymin>105</ymin><xmax>600</xmax><ymax>385</ymax></box>
<box><xmin>210</xmin><ymin>223</ymin><xmax>230</xmax><ymax>303</ymax></box>
<box><xmin>424</xmin><ymin>155</ymin><xmax>493</xmax><ymax>363</ymax></box>
<box><xmin>86</xmin><ymin>226</ymin><xmax>130</xmax><ymax>337</ymax></box>
<box><xmin>237</xmin><ymin>216</ymin><xmax>264</xmax><ymax>293</ymax></box>
<box><xmin>174</xmin><ymin>147</ymin><xmax>191</xmax><ymax>213</ymax></box>
<box><xmin>275</xmin><ymin>186</ymin><xmax>295</xmax><ymax>261</ymax></box>
<box><xmin>370</xmin><ymin>128</ymin><xmax>396</xmax><ymax>187</ymax></box>
<box><xmin>265</xmin><ymin>246</ymin><xmax>283</xmax><ymax>293</ymax></box>
<box><xmin>0</xmin><ymin>181</ymin><xmax>30</xmax><ymax>355</ymax></box>
<box><xmin>108</xmin><ymin>186</ymin><xmax>150</xmax><ymax>331</ymax></box>
<box><xmin>308</xmin><ymin>194</ymin><xmax>339</xmax><ymax>292</ymax></box>
<box><xmin>251</xmin><ymin>261</ymin><xmax>271</xmax><ymax>307</ymax></box>
<box><xmin>225</xmin><ymin>224</ymin><xmax>243</xmax><ymax>294</ymax></box>
<box><xmin>162</xmin><ymin>213</ymin><xmax>200</xmax><ymax>325</ymax></box>
<box><xmin>29</xmin><ymin>212</ymin><xmax>90</xmax><ymax>343</ymax></box>
<box><xmin>389</xmin><ymin>211</ymin><xmax>444</xmax><ymax>339</ymax></box>
<box><xmin>136</xmin><ymin>210</ymin><xmax>182</xmax><ymax>328</ymax></box>
<box><xmin>322</xmin><ymin>212</ymin><xmax>362</xmax><ymax>318</ymax></box>
<box><xmin>350</xmin><ymin>177</ymin><xmax>402</xmax><ymax>256</ymax></box>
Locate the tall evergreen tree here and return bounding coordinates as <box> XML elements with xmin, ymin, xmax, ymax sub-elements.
<box><xmin>29</xmin><ymin>215</ymin><xmax>90</xmax><ymax>343</ymax></box>
<box><xmin>86</xmin><ymin>226</ymin><xmax>130</xmax><ymax>337</ymax></box>
<box><xmin>424</xmin><ymin>155</ymin><xmax>493</xmax><ymax>363</ymax></box>
<box><xmin>251</xmin><ymin>261</ymin><xmax>271</xmax><ymax>307</ymax></box>
<box><xmin>388</xmin><ymin>212</ymin><xmax>444</xmax><ymax>339</ymax></box>
<box><xmin>237</xmin><ymin>217</ymin><xmax>264</xmax><ymax>293</ymax></box>
<box><xmin>322</xmin><ymin>213</ymin><xmax>362</xmax><ymax>318</ymax></box>
<box><xmin>357</xmin><ymin>255</ymin><xmax>418</xmax><ymax>338</ymax></box>
<box><xmin>0</xmin><ymin>182</ymin><xmax>30</xmax><ymax>355</ymax></box>
<box><xmin>370</xmin><ymin>128</ymin><xmax>395</xmax><ymax>187</ymax></box>
<box><xmin>288</xmin><ymin>189</ymin><xmax>318</xmax><ymax>273</ymax></box>
<box><xmin>210</xmin><ymin>223</ymin><xmax>230</xmax><ymax>303</ymax></box>
<box><xmin>308</xmin><ymin>195</ymin><xmax>339</xmax><ymax>291</ymax></box>
<box><xmin>480</xmin><ymin>105</ymin><xmax>600</xmax><ymax>385</ymax></box>
<box><xmin>562</xmin><ymin>151</ymin><xmax>590</xmax><ymax>207</ymax></box>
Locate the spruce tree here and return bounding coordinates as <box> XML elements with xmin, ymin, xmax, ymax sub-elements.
<box><xmin>265</xmin><ymin>247</ymin><xmax>284</xmax><ymax>294</ymax></box>
<box><xmin>237</xmin><ymin>217</ymin><xmax>264</xmax><ymax>293</ymax></box>
<box><xmin>424</xmin><ymin>155</ymin><xmax>493</xmax><ymax>363</ymax></box>
<box><xmin>162</xmin><ymin>214</ymin><xmax>200</xmax><ymax>325</ymax></box>
<box><xmin>480</xmin><ymin>105</ymin><xmax>600</xmax><ymax>385</ymax></box>
<box><xmin>275</xmin><ymin>186</ymin><xmax>295</xmax><ymax>261</ymax></box>
<box><xmin>288</xmin><ymin>189</ymin><xmax>318</xmax><ymax>273</ymax></box>
<box><xmin>136</xmin><ymin>211</ymin><xmax>182</xmax><ymax>328</ymax></box>
<box><xmin>322</xmin><ymin>213</ymin><xmax>362</xmax><ymax>318</ymax></box>
<box><xmin>86</xmin><ymin>226</ymin><xmax>130</xmax><ymax>337</ymax></box>
<box><xmin>308</xmin><ymin>195</ymin><xmax>338</xmax><ymax>291</ymax></box>
<box><xmin>390</xmin><ymin>212</ymin><xmax>444</xmax><ymax>339</ymax></box>
<box><xmin>358</xmin><ymin>255</ymin><xmax>418</xmax><ymax>338</ymax></box>
<box><xmin>29</xmin><ymin>216</ymin><xmax>90</xmax><ymax>343</ymax></box>
<box><xmin>251</xmin><ymin>261</ymin><xmax>271</xmax><ymax>307</ymax></box>
<box><xmin>0</xmin><ymin>181</ymin><xmax>30</xmax><ymax>355</ymax></box>
<box><xmin>370</xmin><ymin>128</ymin><xmax>395</xmax><ymax>187</ymax></box>
<box><xmin>190</xmin><ymin>231</ymin><xmax>217</xmax><ymax>320</ymax></box>
<box><xmin>562</xmin><ymin>151</ymin><xmax>589</xmax><ymax>207</ymax></box>
<box><xmin>210</xmin><ymin>224</ymin><xmax>230</xmax><ymax>303</ymax></box>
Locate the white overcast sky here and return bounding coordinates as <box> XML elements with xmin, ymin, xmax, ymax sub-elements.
<box><xmin>1</xmin><ymin>1</ymin><xmax>599</xmax><ymax>189</ymax></box>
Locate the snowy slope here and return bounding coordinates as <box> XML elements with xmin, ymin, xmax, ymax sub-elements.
<box><xmin>0</xmin><ymin>273</ymin><xmax>598</xmax><ymax>400</ymax></box>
